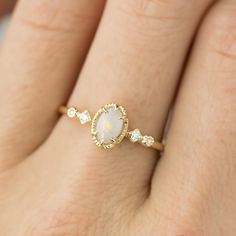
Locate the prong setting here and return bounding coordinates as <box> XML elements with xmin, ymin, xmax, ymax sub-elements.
<box><xmin>128</xmin><ymin>129</ymin><xmax>142</xmax><ymax>143</ymax></box>
<box><xmin>142</xmin><ymin>136</ymin><xmax>154</xmax><ymax>147</ymax></box>
<box><xmin>67</xmin><ymin>107</ymin><xmax>77</xmax><ymax>118</ymax></box>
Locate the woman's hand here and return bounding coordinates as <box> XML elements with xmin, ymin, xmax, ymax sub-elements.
<box><xmin>0</xmin><ymin>0</ymin><xmax>235</xmax><ymax>235</ymax></box>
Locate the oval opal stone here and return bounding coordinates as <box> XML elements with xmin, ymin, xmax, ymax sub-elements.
<box><xmin>95</xmin><ymin>107</ymin><xmax>124</xmax><ymax>144</ymax></box>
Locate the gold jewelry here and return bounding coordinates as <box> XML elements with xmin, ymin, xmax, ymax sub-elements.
<box><xmin>59</xmin><ymin>103</ymin><xmax>164</xmax><ymax>151</ymax></box>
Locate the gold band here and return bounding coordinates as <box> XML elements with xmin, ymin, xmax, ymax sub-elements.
<box><xmin>59</xmin><ymin>104</ymin><xmax>164</xmax><ymax>152</ymax></box>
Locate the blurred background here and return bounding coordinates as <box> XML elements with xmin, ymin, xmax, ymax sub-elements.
<box><xmin>0</xmin><ymin>0</ymin><xmax>16</xmax><ymax>40</ymax></box>
<box><xmin>0</xmin><ymin>0</ymin><xmax>15</xmax><ymax>16</ymax></box>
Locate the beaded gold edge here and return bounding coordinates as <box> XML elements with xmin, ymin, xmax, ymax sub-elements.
<box><xmin>91</xmin><ymin>103</ymin><xmax>129</xmax><ymax>149</ymax></box>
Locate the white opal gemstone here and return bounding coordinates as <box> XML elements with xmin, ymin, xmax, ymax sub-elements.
<box><xmin>95</xmin><ymin>107</ymin><xmax>124</xmax><ymax>144</ymax></box>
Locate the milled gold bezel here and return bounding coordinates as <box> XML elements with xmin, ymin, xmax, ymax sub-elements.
<box><xmin>91</xmin><ymin>103</ymin><xmax>129</xmax><ymax>149</ymax></box>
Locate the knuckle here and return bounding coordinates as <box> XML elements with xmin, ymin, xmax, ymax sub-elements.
<box><xmin>27</xmin><ymin>206</ymin><xmax>90</xmax><ymax>236</ymax></box>
<box><xmin>117</xmin><ymin>0</ymin><xmax>194</xmax><ymax>24</ymax></box>
<box><xmin>121</xmin><ymin>0</ymin><xmax>194</xmax><ymax>10</ymax></box>
<box><xmin>150</xmin><ymin>211</ymin><xmax>202</xmax><ymax>236</ymax></box>
<box><xmin>200</xmin><ymin>4</ymin><xmax>236</xmax><ymax>100</ymax></box>
<box><xmin>203</xmin><ymin>4</ymin><xmax>236</xmax><ymax>61</ymax></box>
<box><xmin>16</xmin><ymin>0</ymin><xmax>88</xmax><ymax>34</ymax></box>
<box><xmin>113</xmin><ymin>0</ymin><xmax>209</xmax><ymax>41</ymax></box>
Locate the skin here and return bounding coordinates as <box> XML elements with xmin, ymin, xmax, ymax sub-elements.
<box><xmin>0</xmin><ymin>0</ymin><xmax>235</xmax><ymax>235</ymax></box>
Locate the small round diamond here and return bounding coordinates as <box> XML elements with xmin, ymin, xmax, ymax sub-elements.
<box><xmin>142</xmin><ymin>136</ymin><xmax>154</xmax><ymax>147</ymax></box>
<box><xmin>67</xmin><ymin>107</ymin><xmax>77</xmax><ymax>118</ymax></box>
<box><xmin>129</xmin><ymin>129</ymin><xmax>142</xmax><ymax>142</ymax></box>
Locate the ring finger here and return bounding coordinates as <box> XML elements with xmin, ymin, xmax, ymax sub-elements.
<box><xmin>43</xmin><ymin>0</ymin><xmax>215</xmax><ymax>215</ymax></box>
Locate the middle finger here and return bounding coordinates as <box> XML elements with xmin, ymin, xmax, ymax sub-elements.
<box><xmin>51</xmin><ymin>0</ymin><xmax>214</xmax><ymax>202</ymax></box>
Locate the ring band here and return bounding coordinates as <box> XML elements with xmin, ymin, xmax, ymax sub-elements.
<box><xmin>59</xmin><ymin>103</ymin><xmax>164</xmax><ymax>152</ymax></box>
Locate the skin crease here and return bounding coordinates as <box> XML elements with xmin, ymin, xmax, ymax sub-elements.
<box><xmin>0</xmin><ymin>0</ymin><xmax>235</xmax><ymax>235</ymax></box>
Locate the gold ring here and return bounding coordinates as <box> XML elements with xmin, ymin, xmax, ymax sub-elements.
<box><xmin>59</xmin><ymin>103</ymin><xmax>164</xmax><ymax>152</ymax></box>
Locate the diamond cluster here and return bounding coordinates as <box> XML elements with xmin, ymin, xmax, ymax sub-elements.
<box><xmin>67</xmin><ymin>107</ymin><xmax>91</xmax><ymax>125</ymax></box>
<box><xmin>128</xmin><ymin>129</ymin><xmax>154</xmax><ymax>147</ymax></box>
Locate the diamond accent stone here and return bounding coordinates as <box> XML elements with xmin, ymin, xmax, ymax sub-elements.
<box><xmin>129</xmin><ymin>129</ymin><xmax>142</xmax><ymax>143</ymax></box>
<box><xmin>78</xmin><ymin>110</ymin><xmax>91</xmax><ymax>124</ymax></box>
<box><xmin>142</xmin><ymin>136</ymin><xmax>154</xmax><ymax>147</ymax></box>
<box><xmin>67</xmin><ymin>107</ymin><xmax>77</xmax><ymax>118</ymax></box>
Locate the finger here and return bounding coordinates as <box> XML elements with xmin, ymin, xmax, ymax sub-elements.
<box><xmin>151</xmin><ymin>1</ymin><xmax>236</xmax><ymax>232</ymax></box>
<box><xmin>48</xmin><ymin>0</ymin><xmax>214</xmax><ymax>206</ymax></box>
<box><xmin>0</xmin><ymin>0</ymin><xmax>105</xmax><ymax>171</ymax></box>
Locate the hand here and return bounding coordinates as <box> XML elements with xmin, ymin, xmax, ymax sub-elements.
<box><xmin>0</xmin><ymin>0</ymin><xmax>235</xmax><ymax>235</ymax></box>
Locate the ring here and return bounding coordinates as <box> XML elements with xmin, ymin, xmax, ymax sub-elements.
<box><xmin>59</xmin><ymin>103</ymin><xmax>164</xmax><ymax>151</ymax></box>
